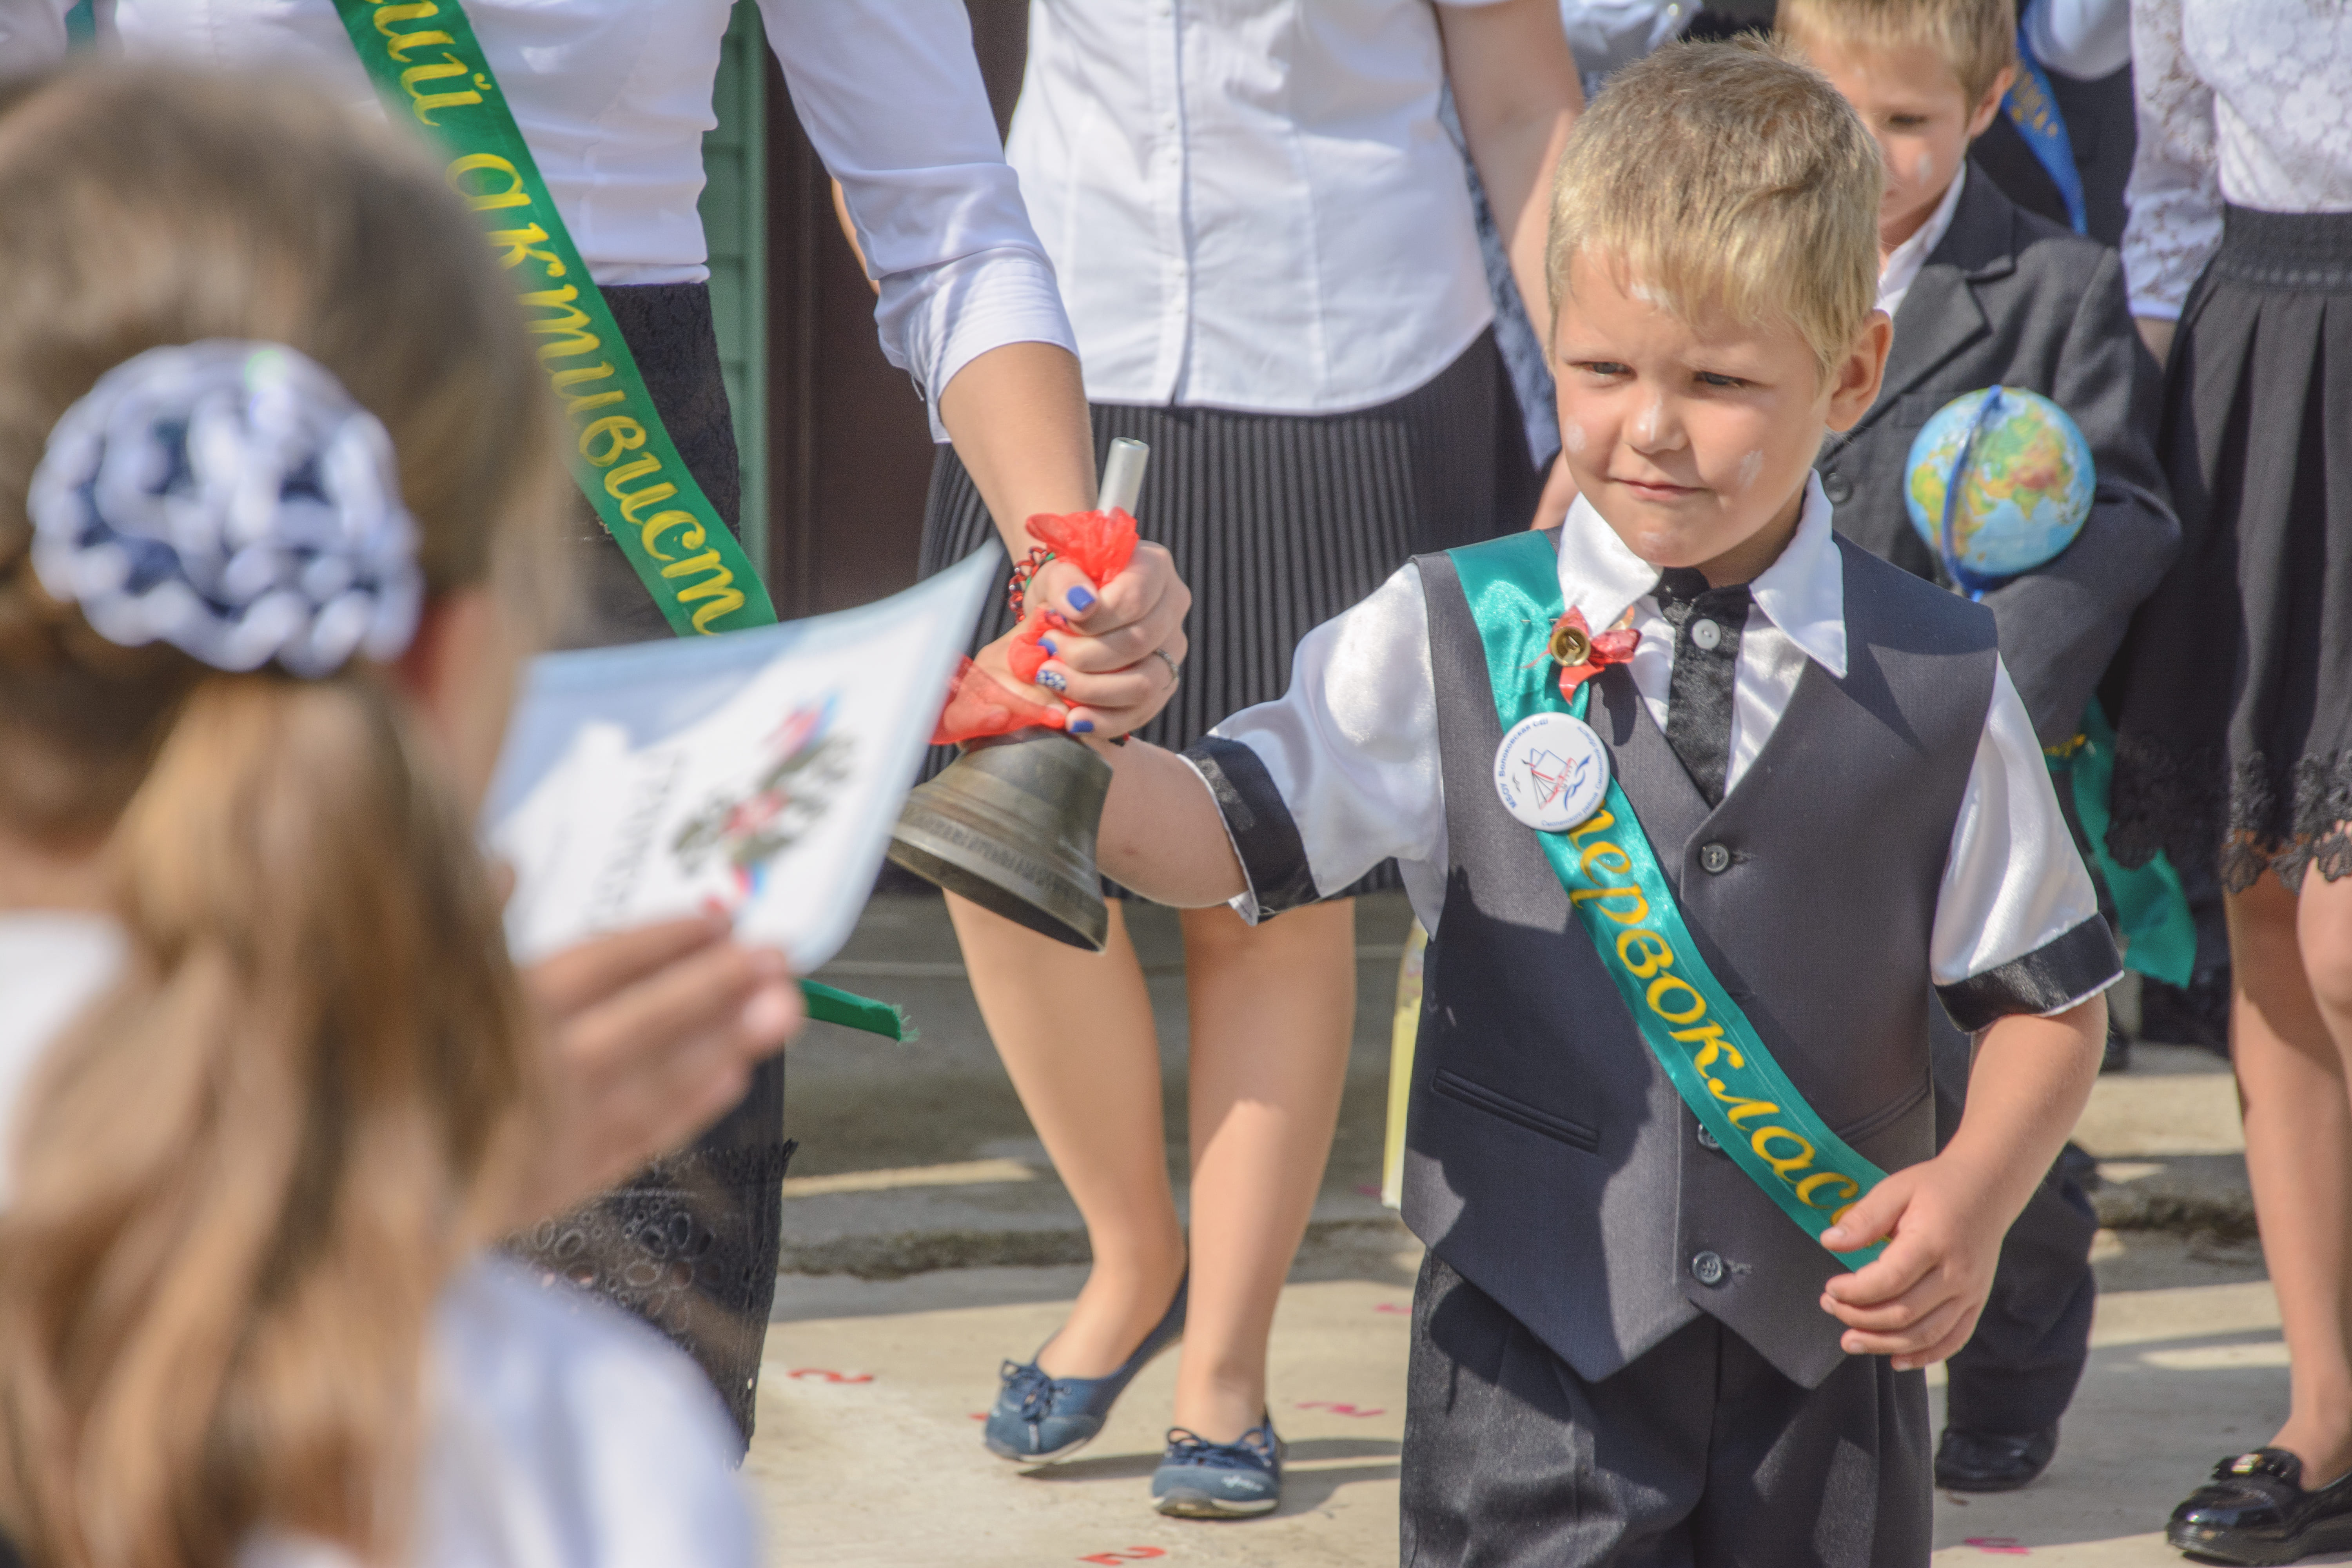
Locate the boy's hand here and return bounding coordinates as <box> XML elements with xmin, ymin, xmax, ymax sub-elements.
<box><xmin>1817</xmin><ymin>996</ymin><xmax>2109</xmax><ymax>1371</ymax></box>
<box><xmin>999</xmin><ymin>542</ymin><xmax>1191</xmax><ymax>736</ymax></box>
<box><xmin>1815</xmin><ymin>1154</ymin><xmax>2009</xmax><ymax>1371</ymax></box>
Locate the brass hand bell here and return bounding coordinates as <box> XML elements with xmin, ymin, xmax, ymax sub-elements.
<box><xmin>886</xmin><ymin>439</ymin><xmax>1150</xmax><ymax>951</ymax></box>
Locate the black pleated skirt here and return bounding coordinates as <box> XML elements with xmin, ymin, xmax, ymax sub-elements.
<box><xmin>2108</xmin><ymin>207</ymin><xmax>2352</xmax><ymax>893</ymax></box>
<box><xmin>917</xmin><ymin>329</ymin><xmax>1538</xmax><ymax>898</ymax></box>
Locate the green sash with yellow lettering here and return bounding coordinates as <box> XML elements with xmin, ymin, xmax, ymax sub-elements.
<box><xmin>331</xmin><ymin>1</ymin><xmax>926</xmax><ymax>1039</ymax></box>
<box><xmin>1450</xmin><ymin>531</ymin><xmax>1887</xmax><ymax>1265</ymax></box>
<box><xmin>332</xmin><ymin>0</ymin><xmax>775</xmax><ymax>638</ymax></box>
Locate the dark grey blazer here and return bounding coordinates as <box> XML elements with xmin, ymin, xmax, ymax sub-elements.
<box><xmin>1815</xmin><ymin>167</ymin><xmax>2178</xmax><ymax>748</ymax></box>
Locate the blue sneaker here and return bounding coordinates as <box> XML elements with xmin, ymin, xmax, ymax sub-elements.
<box><xmin>982</xmin><ymin>1275</ymin><xmax>1187</xmax><ymax>1465</ymax></box>
<box><xmin>1151</xmin><ymin>1417</ymin><xmax>1285</xmax><ymax>1518</ymax></box>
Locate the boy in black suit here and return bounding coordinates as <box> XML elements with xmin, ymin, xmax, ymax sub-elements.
<box><xmin>1782</xmin><ymin>0</ymin><xmax>2178</xmax><ymax>1495</ymax></box>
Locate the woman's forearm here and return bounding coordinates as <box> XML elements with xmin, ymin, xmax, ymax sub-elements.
<box><xmin>935</xmin><ymin>340</ymin><xmax>1099</xmax><ymax>552</ymax></box>
<box><xmin>1442</xmin><ymin>0</ymin><xmax>1582</xmax><ymax>353</ymax></box>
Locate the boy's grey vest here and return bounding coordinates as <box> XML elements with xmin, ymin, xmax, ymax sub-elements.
<box><xmin>1404</xmin><ymin>537</ymin><xmax>1999</xmax><ymax>1390</ymax></box>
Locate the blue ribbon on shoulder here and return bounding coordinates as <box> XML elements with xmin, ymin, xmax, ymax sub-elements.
<box><xmin>2003</xmin><ymin>0</ymin><xmax>2088</xmax><ymax>234</ymax></box>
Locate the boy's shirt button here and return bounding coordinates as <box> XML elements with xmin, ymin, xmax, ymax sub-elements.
<box><xmin>1691</xmin><ymin>1251</ymin><xmax>1728</xmax><ymax>1287</ymax></box>
<box><xmin>1696</xmin><ymin>1124</ymin><xmax>1722</xmax><ymax>1151</ymax></box>
<box><xmin>1690</xmin><ymin>618</ymin><xmax>1722</xmax><ymax>651</ymax></box>
<box><xmin>1821</xmin><ymin>470</ymin><xmax>1852</xmax><ymax>504</ymax></box>
<box><xmin>1699</xmin><ymin>842</ymin><xmax>1731</xmax><ymax>873</ymax></box>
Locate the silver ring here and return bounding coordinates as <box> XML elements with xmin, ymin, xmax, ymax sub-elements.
<box><xmin>1151</xmin><ymin>647</ymin><xmax>1181</xmax><ymax>684</ymax></box>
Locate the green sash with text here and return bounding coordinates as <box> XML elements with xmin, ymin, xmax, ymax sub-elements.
<box><xmin>1449</xmin><ymin>530</ymin><xmax>1888</xmax><ymax>1264</ymax></box>
<box><xmin>333</xmin><ymin>0</ymin><xmax>921</xmax><ymax>1038</ymax></box>
<box><xmin>332</xmin><ymin>0</ymin><xmax>776</xmax><ymax>637</ymax></box>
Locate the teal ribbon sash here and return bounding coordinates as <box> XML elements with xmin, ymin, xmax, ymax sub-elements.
<box><xmin>2050</xmin><ymin>702</ymin><xmax>2197</xmax><ymax>988</ymax></box>
<box><xmin>1448</xmin><ymin>532</ymin><xmax>1887</xmax><ymax>1264</ymax></box>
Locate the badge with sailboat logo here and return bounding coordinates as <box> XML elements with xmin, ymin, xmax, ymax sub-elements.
<box><xmin>1493</xmin><ymin>711</ymin><xmax>1611</xmax><ymax>832</ymax></box>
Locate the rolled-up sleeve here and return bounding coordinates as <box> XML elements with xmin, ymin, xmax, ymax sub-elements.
<box><xmin>1931</xmin><ymin>659</ymin><xmax>2123</xmax><ymax>1031</ymax></box>
<box><xmin>1181</xmin><ymin>564</ymin><xmax>1451</xmax><ymax>926</ymax></box>
<box><xmin>757</xmin><ymin>0</ymin><xmax>1076</xmax><ymax>440</ymax></box>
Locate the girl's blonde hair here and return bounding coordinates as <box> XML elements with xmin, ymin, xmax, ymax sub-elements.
<box><xmin>1544</xmin><ymin>37</ymin><xmax>1886</xmax><ymax>381</ymax></box>
<box><xmin>0</xmin><ymin>65</ymin><xmax>564</xmax><ymax>1567</ymax></box>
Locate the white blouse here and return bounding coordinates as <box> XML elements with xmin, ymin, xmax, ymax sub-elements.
<box><xmin>14</xmin><ymin>0</ymin><xmax>1076</xmax><ymax>431</ymax></box>
<box><xmin>0</xmin><ymin>913</ymin><xmax>760</xmax><ymax>1568</ymax></box>
<box><xmin>2122</xmin><ymin>0</ymin><xmax>2352</xmax><ymax>318</ymax></box>
<box><xmin>1194</xmin><ymin>474</ymin><xmax>2109</xmax><ymax>996</ymax></box>
<box><xmin>1007</xmin><ymin>0</ymin><xmax>1512</xmax><ymax>415</ymax></box>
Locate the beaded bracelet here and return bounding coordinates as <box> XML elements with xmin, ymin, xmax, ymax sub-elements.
<box><xmin>1007</xmin><ymin>546</ymin><xmax>1057</xmax><ymax>621</ymax></box>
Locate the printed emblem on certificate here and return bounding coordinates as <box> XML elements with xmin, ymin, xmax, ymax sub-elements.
<box><xmin>1493</xmin><ymin>711</ymin><xmax>1611</xmax><ymax>832</ymax></box>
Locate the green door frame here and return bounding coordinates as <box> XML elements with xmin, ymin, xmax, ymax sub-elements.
<box><xmin>700</xmin><ymin>4</ymin><xmax>770</xmax><ymax>581</ymax></box>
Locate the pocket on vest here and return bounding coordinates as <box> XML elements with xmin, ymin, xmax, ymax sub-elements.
<box><xmin>1429</xmin><ymin>1069</ymin><xmax>1600</xmax><ymax>1153</ymax></box>
<box><xmin>1831</xmin><ymin>1074</ymin><xmax>1934</xmax><ymax>1165</ymax></box>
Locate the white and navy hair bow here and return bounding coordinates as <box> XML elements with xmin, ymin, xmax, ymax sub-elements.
<box><xmin>27</xmin><ymin>340</ymin><xmax>423</xmax><ymax>679</ymax></box>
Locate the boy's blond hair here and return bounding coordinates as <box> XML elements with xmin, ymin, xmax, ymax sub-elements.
<box><xmin>1544</xmin><ymin>38</ymin><xmax>1883</xmax><ymax>381</ymax></box>
<box><xmin>1779</xmin><ymin>0</ymin><xmax>2020</xmax><ymax>107</ymax></box>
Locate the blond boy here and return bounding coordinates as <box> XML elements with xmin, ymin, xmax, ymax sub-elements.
<box><xmin>1053</xmin><ymin>40</ymin><xmax>2114</xmax><ymax>1565</ymax></box>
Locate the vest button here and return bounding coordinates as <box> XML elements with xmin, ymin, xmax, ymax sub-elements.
<box><xmin>1697</xmin><ymin>1124</ymin><xmax>1721</xmax><ymax>1151</ymax></box>
<box><xmin>1699</xmin><ymin>841</ymin><xmax>1731</xmax><ymax>874</ymax></box>
<box><xmin>1690</xmin><ymin>617</ymin><xmax>1723</xmax><ymax>652</ymax></box>
<box><xmin>1822</xmin><ymin>470</ymin><xmax>1851</xmax><ymax>504</ymax></box>
<box><xmin>1691</xmin><ymin>1250</ymin><xmax>1728</xmax><ymax>1287</ymax></box>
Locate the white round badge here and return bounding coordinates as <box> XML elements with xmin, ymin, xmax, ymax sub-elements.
<box><xmin>1493</xmin><ymin>711</ymin><xmax>1612</xmax><ymax>832</ymax></box>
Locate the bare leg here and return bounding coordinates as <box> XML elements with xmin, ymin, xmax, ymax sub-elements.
<box><xmin>1171</xmin><ymin>899</ymin><xmax>1358</xmax><ymax>1443</ymax></box>
<box><xmin>2230</xmin><ymin>870</ymin><xmax>2352</xmax><ymax>1482</ymax></box>
<box><xmin>949</xmin><ymin>891</ymin><xmax>1187</xmax><ymax>1377</ymax></box>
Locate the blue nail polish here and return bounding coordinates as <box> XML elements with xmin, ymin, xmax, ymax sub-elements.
<box><xmin>1070</xmin><ymin>718</ymin><xmax>1095</xmax><ymax>733</ymax></box>
<box><xmin>1039</xmin><ymin>638</ymin><xmax>1057</xmax><ymax>657</ymax></box>
<box><xmin>1038</xmin><ymin>669</ymin><xmax>1067</xmax><ymax>692</ymax></box>
<box><xmin>1066</xmin><ymin>585</ymin><xmax>1096</xmax><ymax>613</ymax></box>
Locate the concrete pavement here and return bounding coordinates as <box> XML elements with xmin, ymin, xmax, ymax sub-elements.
<box><xmin>750</xmin><ymin>888</ymin><xmax>2292</xmax><ymax>1565</ymax></box>
<box><xmin>752</xmin><ymin>1230</ymin><xmax>2322</xmax><ymax>1566</ymax></box>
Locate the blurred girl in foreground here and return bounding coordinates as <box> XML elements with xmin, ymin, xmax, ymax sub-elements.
<box><xmin>0</xmin><ymin>66</ymin><xmax>770</xmax><ymax>1566</ymax></box>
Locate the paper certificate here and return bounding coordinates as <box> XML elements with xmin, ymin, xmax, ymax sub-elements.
<box><xmin>485</xmin><ymin>547</ymin><xmax>999</xmax><ymax>967</ymax></box>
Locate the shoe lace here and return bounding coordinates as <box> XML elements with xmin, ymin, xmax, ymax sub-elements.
<box><xmin>1000</xmin><ymin>1359</ymin><xmax>1058</xmax><ymax>1423</ymax></box>
<box><xmin>1163</xmin><ymin>1425</ymin><xmax>1275</xmax><ymax>1470</ymax></box>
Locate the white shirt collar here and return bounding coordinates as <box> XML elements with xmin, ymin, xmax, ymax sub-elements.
<box><xmin>1555</xmin><ymin>469</ymin><xmax>1849</xmax><ymax>679</ymax></box>
<box><xmin>1877</xmin><ymin>163</ymin><xmax>1969</xmax><ymax>323</ymax></box>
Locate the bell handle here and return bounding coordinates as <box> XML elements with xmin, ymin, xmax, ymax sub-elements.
<box><xmin>1098</xmin><ymin>437</ymin><xmax>1149</xmax><ymax>515</ymax></box>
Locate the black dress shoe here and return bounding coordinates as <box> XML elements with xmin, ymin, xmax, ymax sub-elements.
<box><xmin>2102</xmin><ymin>1020</ymin><xmax>2132</xmax><ymax>1073</ymax></box>
<box><xmin>1935</xmin><ymin>1424</ymin><xmax>2058</xmax><ymax>1492</ymax></box>
<box><xmin>2169</xmin><ymin>1448</ymin><xmax>2352</xmax><ymax>1565</ymax></box>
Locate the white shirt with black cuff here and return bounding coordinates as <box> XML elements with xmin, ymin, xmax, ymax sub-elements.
<box><xmin>26</xmin><ymin>0</ymin><xmax>1078</xmax><ymax>439</ymax></box>
<box><xmin>1179</xmin><ymin>474</ymin><xmax>2122</xmax><ymax>1030</ymax></box>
